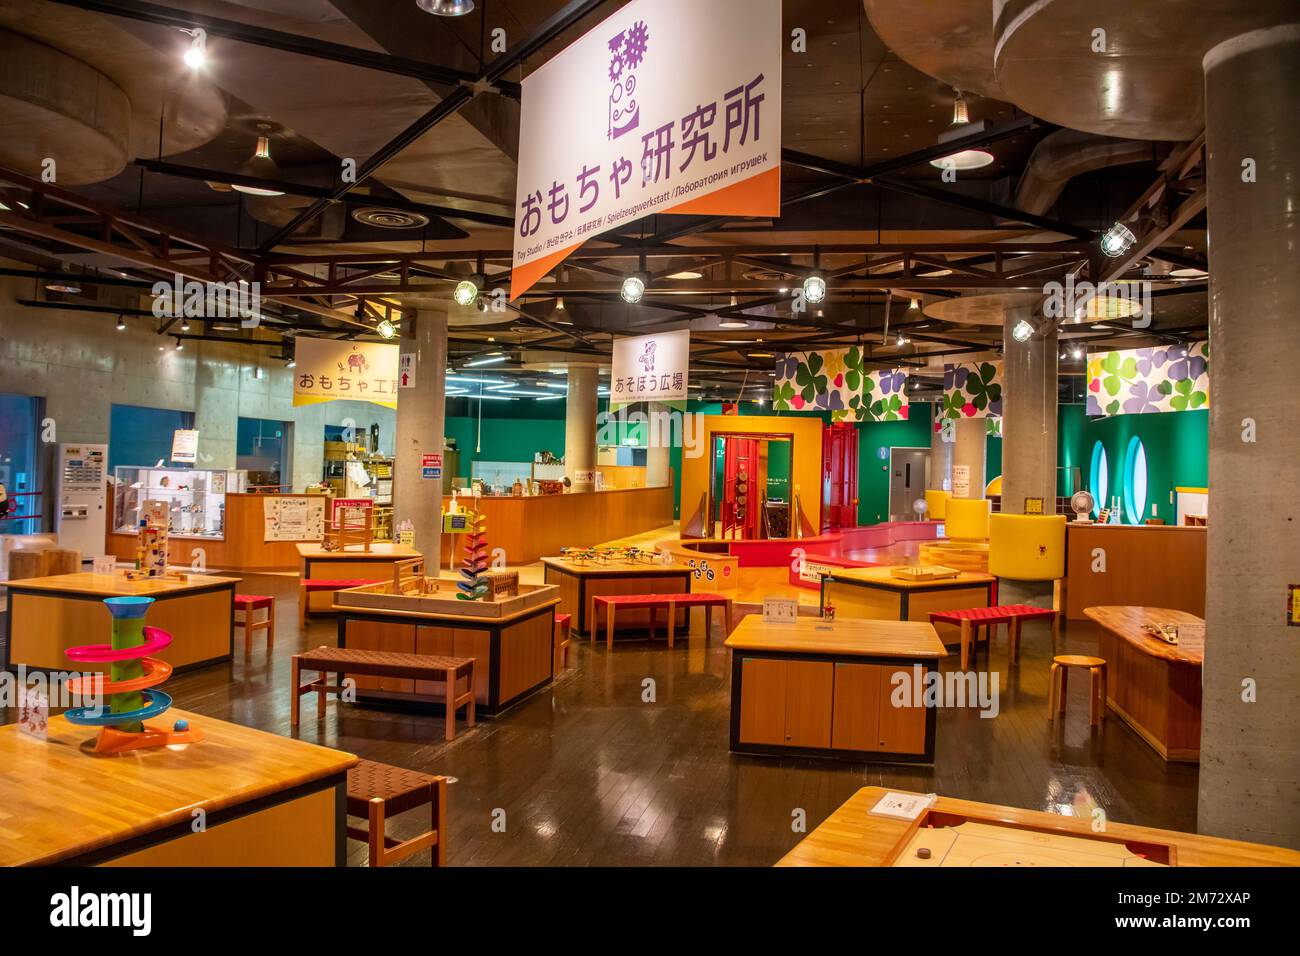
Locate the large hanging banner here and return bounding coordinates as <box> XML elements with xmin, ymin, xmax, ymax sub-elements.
<box><xmin>510</xmin><ymin>0</ymin><xmax>782</xmax><ymax>299</ymax></box>
<box><xmin>293</xmin><ymin>338</ymin><xmax>400</xmax><ymax>409</ymax></box>
<box><xmin>939</xmin><ymin>361</ymin><xmax>1003</xmax><ymax>419</ymax></box>
<box><xmin>772</xmin><ymin>348</ymin><xmax>909</xmax><ymax>422</ymax></box>
<box><xmin>1087</xmin><ymin>342</ymin><xmax>1209</xmax><ymax>417</ymax></box>
<box><xmin>609</xmin><ymin>329</ymin><xmax>690</xmax><ymax>408</ymax></box>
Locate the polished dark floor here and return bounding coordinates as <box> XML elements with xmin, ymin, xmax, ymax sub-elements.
<box><xmin>3</xmin><ymin>572</ymin><xmax>1199</xmax><ymax>866</ymax></box>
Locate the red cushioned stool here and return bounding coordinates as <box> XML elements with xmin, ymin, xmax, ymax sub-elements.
<box><xmin>234</xmin><ymin>594</ymin><xmax>274</xmax><ymax>658</ymax></box>
<box><xmin>929</xmin><ymin>604</ymin><xmax>1060</xmax><ymax>671</ymax></box>
<box><xmin>554</xmin><ymin>613</ymin><xmax>573</xmax><ymax>672</ymax></box>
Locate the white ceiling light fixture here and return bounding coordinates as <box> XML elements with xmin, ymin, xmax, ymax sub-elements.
<box><xmin>1170</xmin><ymin>266</ymin><xmax>1208</xmax><ymax>279</ymax></box>
<box><xmin>930</xmin><ymin>149</ymin><xmax>994</xmax><ymax>171</ymax></box>
<box><xmin>803</xmin><ymin>247</ymin><xmax>827</xmax><ymax>304</ymax></box>
<box><xmin>951</xmin><ymin>88</ymin><xmax>970</xmax><ymax>125</ymax></box>
<box><xmin>375</xmin><ymin>318</ymin><xmax>396</xmax><ymax>339</ymax></box>
<box><xmin>908</xmin><ymin>297</ymin><xmax>920</xmax><ymax>311</ymax></box>
<box><xmin>465</xmin><ymin>354</ymin><xmax>507</xmax><ymax>368</ymax></box>
<box><xmin>416</xmin><ymin>0</ymin><xmax>475</xmax><ymax>15</ymax></box>
<box><xmin>622</xmin><ymin>252</ymin><xmax>649</xmax><ymax>304</ymax></box>
<box><xmin>180</xmin><ymin>28</ymin><xmax>207</xmax><ymax>69</ymax></box>
<box><xmin>115</xmin><ymin>315</ymin><xmax>126</xmax><ymax>331</ymax></box>
<box><xmin>718</xmin><ymin>316</ymin><xmax>749</xmax><ymax>329</ymax></box>
<box><xmin>667</xmin><ymin>270</ymin><xmax>703</xmax><ymax>280</ymax></box>
<box><xmin>1011</xmin><ymin>318</ymin><xmax>1035</xmax><ymax>343</ymax></box>
<box><xmin>1100</xmin><ymin>221</ymin><xmax>1137</xmax><ymax>258</ymax></box>
<box><xmin>45</xmin><ymin>276</ymin><xmax>81</xmax><ymax>294</ymax></box>
<box><xmin>232</xmin><ymin>126</ymin><xmax>285</xmax><ymax>197</ymax></box>
<box><xmin>1071</xmin><ymin>346</ymin><xmax>1084</xmax><ymax>360</ymax></box>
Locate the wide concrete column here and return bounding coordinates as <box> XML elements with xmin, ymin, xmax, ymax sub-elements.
<box><xmin>928</xmin><ymin>409</ymin><xmax>953</xmax><ymax>491</ymax></box>
<box><xmin>645</xmin><ymin>401</ymin><xmax>672</xmax><ymax>488</ymax></box>
<box><xmin>1199</xmin><ymin>24</ymin><xmax>1300</xmax><ymax>850</ymax></box>
<box><xmin>1000</xmin><ymin>309</ymin><xmax>1058</xmax><ymax>514</ymax></box>
<box><xmin>393</xmin><ymin>307</ymin><xmax>447</xmax><ymax>554</ymax></box>
<box><xmin>565</xmin><ymin>366</ymin><xmax>599</xmax><ymax>492</ymax></box>
<box><xmin>951</xmin><ymin>417</ymin><xmax>986</xmax><ymax>499</ymax></box>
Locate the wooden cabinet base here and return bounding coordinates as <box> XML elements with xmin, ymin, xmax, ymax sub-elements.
<box><xmin>542</xmin><ymin>559</ymin><xmax>692</xmax><ymax>638</ymax></box>
<box><xmin>338</xmin><ymin>601</ymin><xmax>558</xmax><ymax>717</ymax></box>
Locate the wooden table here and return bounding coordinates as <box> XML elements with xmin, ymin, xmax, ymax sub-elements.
<box><xmin>777</xmin><ymin>787</ymin><xmax>1300</xmax><ymax>867</ymax></box>
<box><xmin>297</xmin><ymin>542</ymin><xmax>421</xmax><ymax>617</ymax></box>
<box><xmin>1084</xmin><ymin>605</ymin><xmax>1205</xmax><ymax>762</ymax></box>
<box><xmin>0</xmin><ymin>709</ymin><xmax>356</xmax><ymax>866</ymax></box>
<box><xmin>2</xmin><ymin>571</ymin><xmax>236</xmax><ymax>673</ymax></box>
<box><xmin>542</xmin><ymin>556</ymin><xmax>692</xmax><ymax>638</ymax></box>
<box><xmin>820</xmin><ymin>565</ymin><xmax>995</xmax><ymax>647</ymax></box>
<box><xmin>724</xmin><ymin>616</ymin><xmax>947</xmax><ymax>764</ymax></box>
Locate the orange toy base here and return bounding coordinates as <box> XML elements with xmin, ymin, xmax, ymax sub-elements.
<box><xmin>93</xmin><ymin>723</ymin><xmax>204</xmax><ymax>754</ymax></box>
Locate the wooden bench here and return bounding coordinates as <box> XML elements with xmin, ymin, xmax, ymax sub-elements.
<box><xmin>347</xmin><ymin>759</ymin><xmax>448</xmax><ymax>867</ymax></box>
<box><xmin>291</xmin><ymin>646</ymin><xmax>475</xmax><ymax>741</ymax></box>
<box><xmin>929</xmin><ymin>604</ymin><xmax>1060</xmax><ymax>671</ymax></box>
<box><xmin>298</xmin><ymin>578</ymin><xmax>381</xmax><ymax>625</ymax></box>
<box><xmin>591</xmin><ymin>592</ymin><xmax>733</xmax><ymax>651</ymax></box>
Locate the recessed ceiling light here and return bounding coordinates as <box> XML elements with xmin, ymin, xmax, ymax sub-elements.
<box><xmin>718</xmin><ymin>317</ymin><xmax>749</xmax><ymax>329</ymax></box>
<box><xmin>667</xmin><ymin>271</ymin><xmax>703</xmax><ymax>280</ymax></box>
<box><xmin>929</xmin><ymin>149</ymin><xmax>994</xmax><ymax>171</ymax></box>
<box><xmin>1170</xmin><ymin>267</ymin><xmax>1208</xmax><ymax>278</ymax></box>
<box><xmin>415</xmin><ymin>0</ymin><xmax>475</xmax><ymax>14</ymax></box>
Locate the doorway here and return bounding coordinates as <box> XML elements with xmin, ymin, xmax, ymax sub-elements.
<box><xmin>889</xmin><ymin>447</ymin><xmax>930</xmax><ymax>521</ymax></box>
<box><xmin>708</xmin><ymin>432</ymin><xmax>794</xmax><ymax>539</ymax></box>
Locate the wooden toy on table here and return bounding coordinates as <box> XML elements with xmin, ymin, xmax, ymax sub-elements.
<box><xmin>456</xmin><ymin>511</ymin><xmax>490</xmax><ymax>601</ymax></box>
<box><xmin>62</xmin><ymin>595</ymin><xmax>202</xmax><ymax>754</ymax></box>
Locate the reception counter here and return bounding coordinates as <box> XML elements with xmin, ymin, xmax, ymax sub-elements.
<box><xmin>3</xmin><ymin>571</ymin><xmax>236</xmax><ymax>673</ymax></box>
<box><xmin>438</xmin><ymin>486</ymin><xmax>675</xmax><ymax>566</ymax></box>
<box><xmin>777</xmin><ymin>787</ymin><xmax>1300</xmax><ymax>867</ymax></box>
<box><xmin>1065</xmin><ymin>523</ymin><xmax>1206</xmax><ymax>619</ymax></box>
<box><xmin>0</xmin><ymin>709</ymin><xmax>355</xmax><ymax>866</ymax></box>
<box><xmin>725</xmin><ymin>616</ymin><xmax>946</xmax><ymax>763</ymax></box>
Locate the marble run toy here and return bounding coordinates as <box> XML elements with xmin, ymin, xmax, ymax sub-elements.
<box><xmin>456</xmin><ymin>511</ymin><xmax>490</xmax><ymax>601</ymax></box>
<box><xmin>62</xmin><ymin>596</ymin><xmax>202</xmax><ymax>754</ymax></box>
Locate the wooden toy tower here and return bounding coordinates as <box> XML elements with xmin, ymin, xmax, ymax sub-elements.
<box><xmin>455</xmin><ymin>511</ymin><xmax>490</xmax><ymax>601</ymax></box>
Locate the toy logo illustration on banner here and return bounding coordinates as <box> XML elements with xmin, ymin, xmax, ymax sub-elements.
<box><xmin>1086</xmin><ymin>342</ymin><xmax>1209</xmax><ymax>417</ymax></box>
<box><xmin>293</xmin><ymin>338</ymin><xmax>400</xmax><ymax>409</ymax></box>
<box><xmin>610</xmin><ymin>329</ymin><xmax>690</xmax><ymax>407</ymax></box>
<box><xmin>510</xmin><ymin>0</ymin><xmax>782</xmax><ymax>300</ymax></box>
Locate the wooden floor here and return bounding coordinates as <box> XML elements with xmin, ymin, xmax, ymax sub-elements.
<box><xmin>1</xmin><ymin>540</ymin><xmax>1200</xmax><ymax>867</ymax></box>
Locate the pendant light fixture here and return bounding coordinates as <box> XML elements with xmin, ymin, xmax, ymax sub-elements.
<box><xmin>416</xmin><ymin>0</ymin><xmax>475</xmax><ymax>15</ymax></box>
<box><xmin>232</xmin><ymin>125</ymin><xmax>285</xmax><ymax>197</ymax></box>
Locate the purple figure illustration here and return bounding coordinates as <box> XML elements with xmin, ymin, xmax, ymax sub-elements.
<box><xmin>608</xmin><ymin>21</ymin><xmax>649</xmax><ymax>140</ymax></box>
<box><xmin>638</xmin><ymin>341</ymin><xmax>657</xmax><ymax>373</ymax></box>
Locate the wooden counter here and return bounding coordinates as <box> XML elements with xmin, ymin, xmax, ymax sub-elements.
<box><xmin>542</xmin><ymin>556</ymin><xmax>693</xmax><ymax>637</ymax></box>
<box><xmin>108</xmin><ymin>493</ymin><xmax>326</xmax><ymax>572</ymax></box>
<box><xmin>0</xmin><ymin>709</ymin><xmax>355</xmax><ymax>866</ymax></box>
<box><xmin>1065</xmin><ymin>523</ymin><xmax>1206</xmax><ymax>619</ymax></box>
<box><xmin>821</xmin><ymin>566</ymin><xmax>995</xmax><ymax>646</ymax></box>
<box><xmin>777</xmin><ymin>787</ymin><xmax>1300</xmax><ymax>867</ymax></box>
<box><xmin>299</xmin><ymin>543</ymin><xmax>422</xmax><ymax>616</ymax></box>
<box><xmin>438</xmin><ymin>486</ymin><xmax>675</xmax><ymax>565</ymax></box>
<box><xmin>724</xmin><ymin>616</ymin><xmax>947</xmax><ymax>764</ymax></box>
<box><xmin>3</xmin><ymin>572</ymin><xmax>236</xmax><ymax>673</ymax></box>
<box><xmin>334</xmin><ymin>592</ymin><xmax>561</xmax><ymax>716</ymax></box>
<box><xmin>1085</xmin><ymin>605</ymin><xmax>1205</xmax><ymax>762</ymax></box>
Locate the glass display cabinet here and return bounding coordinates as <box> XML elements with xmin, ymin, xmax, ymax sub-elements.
<box><xmin>112</xmin><ymin>467</ymin><xmax>247</xmax><ymax>539</ymax></box>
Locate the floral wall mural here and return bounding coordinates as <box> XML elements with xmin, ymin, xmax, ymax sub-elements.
<box><xmin>1086</xmin><ymin>342</ymin><xmax>1209</xmax><ymax>417</ymax></box>
<box><xmin>773</xmin><ymin>348</ymin><xmax>909</xmax><ymax>422</ymax></box>
<box><xmin>939</xmin><ymin>361</ymin><xmax>1003</xmax><ymax>419</ymax></box>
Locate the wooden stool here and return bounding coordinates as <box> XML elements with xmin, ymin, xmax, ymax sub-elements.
<box><xmin>554</xmin><ymin>613</ymin><xmax>572</xmax><ymax>672</ymax></box>
<box><xmin>1049</xmin><ymin>655</ymin><xmax>1107</xmax><ymax>726</ymax></box>
<box><xmin>234</xmin><ymin>594</ymin><xmax>275</xmax><ymax>658</ymax></box>
<box><xmin>346</xmin><ymin>759</ymin><xmax>447</xmax><ymax>867</ymax></box>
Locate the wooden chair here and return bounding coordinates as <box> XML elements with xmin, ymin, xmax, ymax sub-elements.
<box><xmin>346</xmin><ymin>759</ymin><xmax>447</xmax><ymax>867</ymax></box>
<box><xmin>1049</xmin><ymin>655</ymin><xmax>1108</xmax><ymax>726</ymax></box>
<box><xmin>554</xmin><ymin>613</ymin><xmax>572</xmax><ymax>672</ymax></box>
<box><xmin>233</xmin><ymin>593</ymin><xmax>274</xmax><ymax>658</ymax></box>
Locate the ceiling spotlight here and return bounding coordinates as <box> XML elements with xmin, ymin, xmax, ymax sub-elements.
<box><xmin>475</xmin><ymin>297</ymin><xmax>490</xmax><ymax>314</ymax></box>
<box><xmin>1071</xmin><ymin>346</ymin><xmax>1084</xmax><ymax>360</ymax></box>
<box><xmin>951</xmin><ymin>89</ymin><xmax>970</xmax><ymax>125</ymax></box>
<box><xmin>115</xmin><ymin>315</ymin><xmax>126</xmax><ymax>331</ymax></box>
<box><xmin>896</xmin><ymin>333</ymin><xmax>907</xmax><ymax>347</ymax></box>
<box><xmin>1100</xmin><ymin>221</ymin><xmax>1137</xmax><ymax>258</ymax></box>
<box><xmin>555</xmin><ymin>296</ymin><xmax>566</xmax><ymax>311</ymax></box>
<box><xmin>180</xmin><ymin>28</ymin><xmax>207</xmax><ymax>69</ymax></box>
<box><xmin>415</xmin><ymin>0</ymin><xmax>475</xmax><ymax>15</ymax></box>
<box><xmin>454</xmin><ymin>274</ymin><xmax>484</xmax><ymax>307</ymax></box>
<box><xmin>802</xmin><ymin>273</ymin><xmax>826</xmax><ymax>304</ymax></box>
<box><xmin>620</xmin><ymin>272</ymin><xmax>647</xmax><ymax>304</ymax></box>
<box><xmin>174</xmin><ymin>338</ymin><xmax>184</xmax><ymax>351</ymax></box>
<box><xmin>908</xmin><ymin>297</ymin><xmax>920</xmax><ymax>311</ymax></box>
<box><xmin>929</xmin><ymin>149</ymin><xmax>995</xmax><ymax>171</ymax></box>
<box><xmin>181</xmin><ymin>319</ymin><xmax>191</xmax><ymax>332</ymax></box>
<box><xmin>232</xmin><ymin>128</ymin><xmax>285</xmax><ymax>197</ymax></box>
<box><xmin>1011</xmin><ymin>318</ymin><xmax>1035</xmax><ymax>343</ymax></box>
<box><xmin>375</xmin><ymin>318</ymin><xmax>396</xmax><ymax>339</ymax></box>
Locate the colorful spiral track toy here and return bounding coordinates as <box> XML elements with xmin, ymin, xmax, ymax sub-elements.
<box><xmin>63</xmin><ymin>596</ymin><xmax>202</xmax><ymax>754</ymax></box>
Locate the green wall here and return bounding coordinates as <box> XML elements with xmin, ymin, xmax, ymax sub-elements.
<box><xmin>856</xmin><ymin>403</ymin><xmax>934</xmax><ymax>524</ymax></box>
<box><xmin>443</xmin><ymin>416</ymin><xmax>566</xmax><ymax>481</ymax></box>
<box><xmin>1074</xmin><ymin>408</ymin><xmax>1208</xmax><ymax>523</ymax></box>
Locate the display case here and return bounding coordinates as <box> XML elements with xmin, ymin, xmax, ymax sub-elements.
<box><xmin>112</xmin><ymin>467</ymin><xmax>247</xmax><ymax>540</ymax></box>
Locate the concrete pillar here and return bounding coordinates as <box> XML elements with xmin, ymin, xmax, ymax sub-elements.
<box><xmin>1000</xmin><ymin>309</ymin><xmax>1058</xmax><ymax>514</ymax></box>
<box><xmin>1199</xmin><ymin>24</ymin><xmax>1300</xmax><ymax>850</ymax></box>
<box><xmin>951</xmin><ymin>417</ymin><xmax>986</xmax><ymax>499</ymax></box>
<box><xmin>928</xmin><ymin>407</ymin><xmax>953</xmax><ymax>491</ymax></box>
<box><xmin>393</xmin><ymin>307</ymin><xmax>447</xmax><ymax>555</ymax></box>
<box><xmin>565</xmin><ymin>365</ymin><xmax>598</xmax><ymax>492</ymax></box>
<box><xmin>645</xmin><ymin>401</ymin><xmax>672</xmax><ymax>488</ymax></box>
